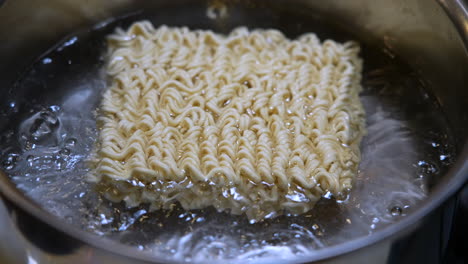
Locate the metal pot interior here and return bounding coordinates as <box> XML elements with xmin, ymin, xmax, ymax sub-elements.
<box><xmin>0</xmin><ymin>0</ymin><xmax>467</xmax><ymax>263</ymax></box>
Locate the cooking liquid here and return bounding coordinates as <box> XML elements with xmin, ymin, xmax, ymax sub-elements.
<box><xmin>0</xmin><ymin>3</ymin><xmax>455</xmax><ymax>262</ymax></box>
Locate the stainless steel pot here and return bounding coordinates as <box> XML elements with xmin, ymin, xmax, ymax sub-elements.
<box><xmin>0</xmin><ymin>0</ymin><xmax>467</xmax><ymax>263</ymax></box>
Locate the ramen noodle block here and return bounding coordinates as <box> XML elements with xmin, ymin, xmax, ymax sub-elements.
<box><xmin>90</xmin><ymin>21</ymin><xmax>366</xmax><ymax>220</ymax></box>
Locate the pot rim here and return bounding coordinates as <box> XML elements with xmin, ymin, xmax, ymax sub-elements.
<box><xmin>0</xmin><ymin>0</ymin><xmax>467</xmax><ymax>263</ymax></box>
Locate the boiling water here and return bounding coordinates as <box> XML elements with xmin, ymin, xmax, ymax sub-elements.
<box><xmin>0</xmin><ymin>3</ymin><xmax>455</xmax><ymax>263</ymax></box>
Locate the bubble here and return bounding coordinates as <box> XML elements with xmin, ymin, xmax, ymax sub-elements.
<box><xmin>19</xmin><ymin>110</ymin><xmax>61</xmax><ymax>148</ymax></box>
<box><xmin>59</xmin><ymin>148</ymin><xmax>71</xmax><ymax>156</ymax></box>
<box><xmin>2</xmin><ymin>159</ymin><xmax>15</xmax><ymax>170</ymax></box>
<box><xmin>390</xmin><ymin>206</ymin><xmax>402</xmax><ymax>216</ymax></box>
<box><xmin>336</xmin><ymin>190</ymin><xmax>350</xmax><ymax>203</ymax></box>
<box><xmin>206</xmin><ymin>3</ymin><xmax>228</xmax><ymax>20</ymax></box>
<box><xmin>26</xmin><ymin>155</ymin><xmax>35</xmax><ymax>166</ymax></box>
<box><xmin>2</xmin><ymin>153</ymin><xmax>19</xmax><ymax>170</ymax></box>
<box><xmin>8</xmin><ymin>101</ymin><xmax>18</xmax><ymax>113</ymax></box>
<box><xmin>439</xmin><ymin>154</ymin><xmax>452</xmax><ymax>165</ymax></box>
<box><xmin>65</xmin><ymin>138</ymin><xmax>77</xmax><ymax>147</ymax></box>
<box><xmin>42</xmin><ymin>57</ymin><xmax>53</xmax><ymax>64</ymax></box>
<box><xmin>417</xmin><ymin>160</ymin><xmax>439</xmax><ymax>174</ymax></box>
<box><xmin>48</xmin><ymin>105</ymin><xmax>61</xmax><ymax>112</ymax></box>
<box><xmin>40</xmin><ymin>111</ymin><xmax>59</xmax><ymax>125</ymax></box>
<box><xmin>55</xmin><ymin>158</ymin><xmax>67</xmax><ymax>171</ymax></box>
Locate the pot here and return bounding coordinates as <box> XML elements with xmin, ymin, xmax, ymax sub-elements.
<box><xmin>0</xmin><ymin>0</ymin><xmax>467</xmax><ymax>263</ymax></box>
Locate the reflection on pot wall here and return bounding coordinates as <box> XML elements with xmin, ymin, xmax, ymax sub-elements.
<box><xmin>0</xmin><ymin>200</ymin><xmax>26</xmax><ymax>264</ymax></box>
